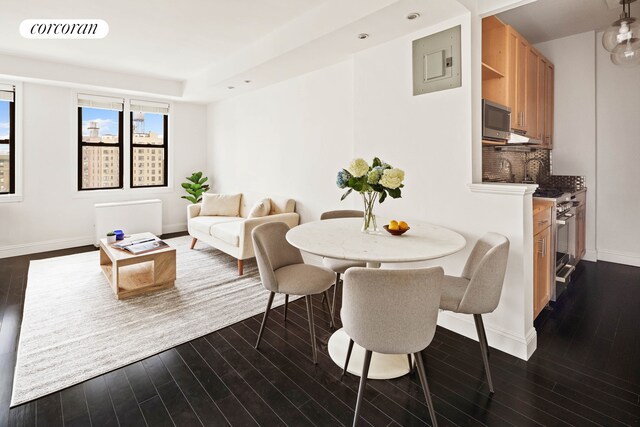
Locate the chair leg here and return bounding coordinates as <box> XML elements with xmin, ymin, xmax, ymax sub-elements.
<box><xmin>331</xmin><ymin>273</ymin><xmax>340</xmax><ymax>326</ymax></box>
<box><xmin>353</xmin><ymin>349</ymin><xmax>373</xmax><ymax>427</ymax></box>
<box><xmin>255</xmin><ymin>292</ymin><xmax>275</xmax><ymax>349</ymax></box>
<box><xmin>237</xmin><ymin>259</ymin><xmax>244</xmax><ymax>276</ymax></box>
<box><xmin>190</xmin><ymin>237</ymin><xmax>197</xmax><ymax>249</ymax></box>
<box><xmin>283</xmin><ymin>294</ymin><xmax>289</xmax><ymax>323</ymax></box>
<box><xmin>323</xmin><ymin>290</ymin><xmax>334</xmax><ymax>329</ymax></box>
<box><xmin>407</xmin><ymin>354</ymin><xmax>413</xmax><ymax>373</ymax></box>
<box><xmin>305</xmin><ymin>296</ymin><xmax>318</xmax><ymax>364</ymax></box>
<box><xmin>473</xmin><ymin>314</ymin><xmax>495</xmax><ymax>394</ymax></box>
<box><xmin>342</xmin><ymin>338</ymin><xmax>355</xmax><ymax>377</ymax></box>
<box><xmin>414</xmin><ymin>351</ymin><xmax>438</xmax><ymax>427</ymax></box>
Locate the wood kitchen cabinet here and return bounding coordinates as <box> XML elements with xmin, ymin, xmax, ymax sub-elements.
<box><xmin>482</xmin><ymin>16</ymin><xmax>554</xmax><ymax>148</ymax></box>
<box><xmin>533</xmin><ymin>199</ymin><xmax>553</xmax><ymax>318</ymax></box>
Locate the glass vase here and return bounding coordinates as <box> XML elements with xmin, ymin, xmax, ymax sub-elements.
<box><xmin>361</xmin><ymin>191</ymin><xmax>379</xmax><ymax>233</ymax></box>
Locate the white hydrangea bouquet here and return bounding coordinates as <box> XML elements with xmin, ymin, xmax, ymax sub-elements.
<box><xmin>336</xmin><ymin>157</ymin><xmax>405</xmax><ymax>233</ymax></box>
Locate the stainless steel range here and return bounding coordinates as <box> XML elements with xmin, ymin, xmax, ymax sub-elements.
<box><xmin>533</xmin><ymin>187</ymin><xmax>576</xmax><ymax>301</ymax></box>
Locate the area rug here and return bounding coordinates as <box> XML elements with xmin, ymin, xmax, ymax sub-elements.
<box><xmin>11</xmin><ymin>236</ymin><xmax>288</xmax><ymax>406</ymax></box>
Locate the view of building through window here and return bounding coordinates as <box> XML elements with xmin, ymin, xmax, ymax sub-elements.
<box><xmin>80</xmin><ymin>107</ymin><xmax>121</xmax><ymax>189</ymax></box>
<box><xmin>0</xmin><ymin>100</ymin><xmax>12</xmax><ymax>194</ymax></box>
<box><xmin>131</xmin><ymin>111</ymin><xmax>167</xmax><ymax>187</ymax></box>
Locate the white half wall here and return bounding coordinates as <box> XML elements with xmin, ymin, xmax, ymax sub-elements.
<box><xmin>208</xmin><ymin>13</ymin><xmax>537</xmax><ymax>360</ymax></box>
<box><xmin>0</xmin><ymin>83</ymin><xmax>207</xmax><ymax>258</ymax></box>
<box><xmin>535</xmin><ymin>32</ymin><xmax>597</xmax><ymax>262</ymax></box>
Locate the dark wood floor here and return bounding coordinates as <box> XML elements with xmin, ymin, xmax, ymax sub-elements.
<box><xmin>1</xmin><ymin>238</ymin><xmax>639</xmax><ymax>426</ymax></box>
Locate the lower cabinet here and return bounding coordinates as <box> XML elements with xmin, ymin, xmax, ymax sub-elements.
<box><xmin>533</xmin><ymin>199</ymin><xmax>553</xmax><ymax>319</ymax></box>
<box><xmin>534</xmin><ymin>225</ymin><xmax>552</xmax><ymax>318</ymax></box>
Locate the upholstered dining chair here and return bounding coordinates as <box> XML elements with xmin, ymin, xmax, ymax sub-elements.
<box><xmin>439</xmin><ymin>232</ymin><xmax>509</xmax><ymax>394</ymax></box>
<box><xmin>320</xmin><ymin>210</ymin><xmax>366</xmax><ymax>325</ymax></box>
<box><xmin>342</xmin><ymin>267</ymin><xmax>444</xmax><ymax>427</ymax></box>
<box><xmin>252</xmin><ymin>222</ymin><xmax>335</xmax><ymax>364</ymax></box>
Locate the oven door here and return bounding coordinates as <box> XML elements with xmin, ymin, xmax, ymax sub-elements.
<box><xmin>555</xmin><ymin>210</ymin><xmax>575</xmax><ymax>284</ymax></box>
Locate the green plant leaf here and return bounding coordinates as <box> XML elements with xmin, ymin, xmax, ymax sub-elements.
<box><xmin>387</xmin><ymin>188</ymin><xmax>402</xmax><ymax>198</ymax></box>
<box><xmin>379</xmin><ymin>190</ymin><xmax>387</xmax><ymax>203</ymax></box>
<box><xmin>372</xmin><ymin>157</ymin><xmax>382</xmax><ymax>167</ymax></box>
<box><xmin>340</xmin><ymin>188</ymin><xmax>353</xmax><ymax>201</ymax></box>
<box><xmin>199</xmin><ymin>176</ymin><xmax>208</xmax><ymax>184</ymax></box>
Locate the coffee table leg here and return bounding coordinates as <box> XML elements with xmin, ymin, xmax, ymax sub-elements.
<box><xmin>153</xmin><ymin>251</ymin><xmax>176</xmax><ymax>286</ymax></box>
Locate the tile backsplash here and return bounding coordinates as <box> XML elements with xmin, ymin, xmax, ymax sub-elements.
<box><xmin>482</xmin><ymin>146</ymin><xmax>551</xmax><ymax>183</ymax></box>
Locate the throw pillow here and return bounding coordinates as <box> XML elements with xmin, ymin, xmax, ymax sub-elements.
<box><xmin>200</xmin><ymin>193</ymin><xmax>241</xmax><ymax>216</ymax></box>
<box><xmin>248</xmin><ymin>198</ymin><xmax>271</xmax><ymax>218</ymax></box>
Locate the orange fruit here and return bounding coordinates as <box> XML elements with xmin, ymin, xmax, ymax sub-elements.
<box><xmin>388</xmin><ymin>220</ymin><xmax>399</xmax><ymax>231</ymax></box>
<box><xmin>399</xmin><ymin>221</ymin><xmax>409</xmax><ymax>231</ymax></box>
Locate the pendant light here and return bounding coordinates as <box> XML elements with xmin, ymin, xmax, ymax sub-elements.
<box><xmin>603</xmin><ymin>0</ymin><xmax>640</xmax><ymax>66</ymax></box>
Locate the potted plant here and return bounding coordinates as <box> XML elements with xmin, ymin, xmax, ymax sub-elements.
<box><xmin>106</xmin><ymin>231</ymin><xmax>116</xmax><ymax>244</ymax></box>
<box><xmin>181</xmin><ymin>171</ymin><xmax>210</xmax><ymax>204</ymax></box>
<box><xmin>336</xmin><ymin>157</ymin><xmax>405</xmax><ymax>233</ymax></box>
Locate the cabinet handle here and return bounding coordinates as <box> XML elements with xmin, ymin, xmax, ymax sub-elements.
<box><xmin>537</xmin><ymin>220</ymin><xmax>548</xmax><ymax>226</ymax></box>
<box><xmin>520</xmin><ymin>111</ymin><xmax>524</xmax><ymax>126</ymax></box>
<box><xmin>542</xmin><ymin>237</ymin><xmax>546</xmax><ymax>257</ymax></box>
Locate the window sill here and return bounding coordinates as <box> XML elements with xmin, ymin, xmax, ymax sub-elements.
<box><xmin>72</xmin><ymin>186</ymin><xmax>174</xmax><ymax>199</ymax></box>
<box><xmin>0</xmin><ymin>194</ymin><xmax>23</xmax><ymax>203</ymax></box>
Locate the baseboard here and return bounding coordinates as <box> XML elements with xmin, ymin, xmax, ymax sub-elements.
<box><xmin>0</xmin><ymin>223</ymin><xmax>189</xmax><ymax>259</ymax></box>
<box><xmin>437</xmin><ymin>311</ymin><xmax>536</xmax><ymax>361</ymax></box>
<box><xmin>583</xmin><ymin>249</ymin><xmax>597</xmax><ymax>262</ymax></box>
<box><xmin>0</xmin><ymin>236</ymin><xmax>94</xmax><ymax>259</ymax></box>
<box><xmin>162</xmin><ymin>222</ymin><xmax>188</xmax><ymax>234</ymax></box>
<box><xmin>597</xmin><ymin>249</ymin><xmax>640</xmax><ymax>267</ymax></box>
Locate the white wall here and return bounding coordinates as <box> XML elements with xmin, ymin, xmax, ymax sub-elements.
<box><xmin>536</xmin><ymin>31</ymin><xmax>640</xmax><ymax>267</ymax></box>
<box><xmin>595</xmin><ymin>33</ymin><xmax>640</xmax><ymax>267</ymax></box>
<box><xmin>207</xmin><ymin>60</ymin><xmax>355</xmax><ymax>223</ymax></box>
<box><xmin>535</xmin><ymin>32</ymin><xmax>597</xmax><ymax>261</ymax></box>
<box><xmin>0</xmin><ymin>82</ymin><xmax>207</xmax><ymax>257</ymax></box>
<box><xmin>208</xmin><ymin>13</ymin><xmax>538</xmax><ymax>360</ymax></box>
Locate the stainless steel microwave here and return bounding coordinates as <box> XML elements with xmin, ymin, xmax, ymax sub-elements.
<box><xmin>482</xmin><ymin>99</ymin><xmax>511</xmax><ymax>141</ymax></box>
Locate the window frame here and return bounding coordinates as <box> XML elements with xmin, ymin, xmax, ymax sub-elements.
<box><xmin>129</xmin><ymin>111</ymin><xmax>168</xmax><ymax>189</ymax></box>
<box><xmin>77</xmin><ymin>106</ymin><xmax>124</xmax><ymax>191</ymax></box>
<box><xmin>0</xmin><ymin>97</ymin><xmax>15</xmax><ymax>195</ymax></box>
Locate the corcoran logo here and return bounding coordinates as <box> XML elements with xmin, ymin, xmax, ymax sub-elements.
<box><xmin>19</xmin><ymin>19</ymin><xmax>109</xmax><ymax>39</ymax></box>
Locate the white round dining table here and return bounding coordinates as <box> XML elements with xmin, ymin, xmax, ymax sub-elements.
<box><xmin>286</xmin><ymin>217</ymin><xmax>466</xmax><ymax>380</ymax></box>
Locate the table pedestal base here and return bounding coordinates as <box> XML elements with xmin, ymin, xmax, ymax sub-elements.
<box><xmin>327</xmin><ymin>328</ymin><xmax>411</xmax><ymax>379</ymax></box>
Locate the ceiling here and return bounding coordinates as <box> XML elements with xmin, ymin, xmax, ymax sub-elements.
<box><xmin>0</xmin><ymin>0</ymin><xmax>330</xmax><ymax>80</ymax></box>
<box><xmin>497</xmin><ymin>0</ymin><xmax>627</xmax><ymax>44</ymax></box>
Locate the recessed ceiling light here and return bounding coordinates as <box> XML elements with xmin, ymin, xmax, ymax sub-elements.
<box><xmin>407</xmin><ymin>12</ymin><xmax>421</xmax><ymax>20</ymax></box>
<box><xmin>358</xmin><ymin>33</ymin><xmax>369</xmax><ymax>40</ymax></box>
<box><xmin>227</xmin><ymin>86</ymin><xmax>235</xmax><ymax>89</ymax></box>
<box><xmin>244</xmin><ymin>80</ymin><xmax>251</xmax><ymax>84</ymax></box>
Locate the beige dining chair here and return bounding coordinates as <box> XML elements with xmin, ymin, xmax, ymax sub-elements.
<box><xmin>252</xmin><ymin>222</ymin><xmax>335</xmax><ymax>364</ymax></box>
<box><xmin>320</xmin><ymin>210</ymin><xmax>366</xmax><ymax>325</ymax></box>
<box><xmin>439</xmin><ymin>232</ymin><xmax>509</xmax><ymax>394</ymax></box>
<box><xmin>342</xmin><ymin>267</ymin><xmax>444</xmax><ymax>427</ymax></box>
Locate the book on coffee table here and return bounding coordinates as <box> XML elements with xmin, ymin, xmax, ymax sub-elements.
<box><xmin>123</xmin><ymin>239</ymin><xmax>169</xmax><ymax>255</ymax></box>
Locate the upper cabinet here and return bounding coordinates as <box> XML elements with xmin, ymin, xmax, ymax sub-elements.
<box><xmin>482</xmin><ymin>16</ymin><xmax>554</xmax><ymax>149</ymax></box>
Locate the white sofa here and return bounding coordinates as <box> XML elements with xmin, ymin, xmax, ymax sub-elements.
<box><xmin>187</xmin><ymin>192</ymin><xmax>300</xmax><ymax>275</ymax></box>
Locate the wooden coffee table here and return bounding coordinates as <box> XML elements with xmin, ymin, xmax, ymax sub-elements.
<box><xmin>99</xmin><ymin>232</ymin><xmax>176</xmax><ymax>299</ymax></box>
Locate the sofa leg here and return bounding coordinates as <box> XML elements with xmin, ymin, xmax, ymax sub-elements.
<box><xmin>238</xmin><ymin>259</ymin><xmax>244</xmax><ymax>276</ymax></box>
<box><xmin>190</xmin><ymin>238</ymin><xmax>197</xmax><ymax>249</ymax></box>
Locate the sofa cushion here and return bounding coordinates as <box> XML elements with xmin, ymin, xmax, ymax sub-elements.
<box><xmin>211</xmin><ymin>221</ymin><xmax>242</xmax><ymax>247</ymax></box>
<box><xmin>200</xmin><ymin>193</ymin><xmax>241</xmax><ymax>216</ymax></box>
<box><xmin>270</xmin><ymin>196</ymin><xmax>296</xmax><ymax>214</ymax></box>
<box><xmin>190</xmin><ymin>216</ymin><xmax>242</xmax><ymax>236</ymax></box>
<box><xmin>248</xmin><ymin>198</ymin><xmax>271</xmax><ymax>218</ymax></box>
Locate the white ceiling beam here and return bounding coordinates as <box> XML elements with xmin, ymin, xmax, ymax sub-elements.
<box><xmin>0</xmin><ymin>53</ymin><xmax>184</xmax><ymax>98</ymax></box>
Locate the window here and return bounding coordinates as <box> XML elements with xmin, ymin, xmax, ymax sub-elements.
<box><xmin>77</xmin><ymin>94</ymin><xmax>124</xmax><ymax>190</ymax></box>
<box><xmin>130</xmin><ymin>100</ymin><xmax>168</xmax><ymax>188</ymax></box>
<box><xmin>0</xmin><ymin>84</ymin><xmax>15</xmax><ymax>194</ymax></box>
